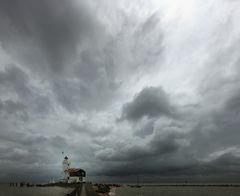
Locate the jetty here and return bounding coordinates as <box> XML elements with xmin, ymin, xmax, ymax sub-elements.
<box><xmin>66</xmin><ymin>183</ymin><xmax>110</xmax><ymax>196</ymax></box>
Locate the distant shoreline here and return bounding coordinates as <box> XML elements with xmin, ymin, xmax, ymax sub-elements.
<box><xmin>132</xmin><ymin>184</ymin><xmax>240</xmax><ymax>187</ymax></box>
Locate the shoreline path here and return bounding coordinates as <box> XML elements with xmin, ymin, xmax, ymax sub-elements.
<box><xmin>80</xmin><ymin>184</ymin><xmax>87</xmax><ymax>196</ymax></box>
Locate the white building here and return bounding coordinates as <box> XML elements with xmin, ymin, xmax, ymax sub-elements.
<box><xmin>62</xmin><ymin>156</ymin><xmax>86</xmax><ymax>183</ymax></box>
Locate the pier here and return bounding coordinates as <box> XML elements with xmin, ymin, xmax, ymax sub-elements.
<box><xmin>66</xmin><ymin>183</ymin><xmax>98</xmax><ymax>196</ymax></box>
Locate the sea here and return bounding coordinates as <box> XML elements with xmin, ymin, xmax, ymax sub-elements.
<box><xmin>112</xmin><ymin>185</ymin><xmax>240</xmax><ymax>196</ymax></box>
<box><xmin>0</xmin><ymin>184</ymin><xmax>73</xmax><ymax>196</ymax></box>
<box><xmin>2</xmin><ymin>184</ymin><xmax>240</xmax><ymax>196</ymax></box>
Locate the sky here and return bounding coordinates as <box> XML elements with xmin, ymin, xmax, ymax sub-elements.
<box><xmin>1</xmin><ymin>0</ymin><xmax>240</xmax><ymax>183</ymax></box>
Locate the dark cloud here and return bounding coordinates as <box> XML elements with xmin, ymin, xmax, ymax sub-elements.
<box><xmin>0</xmin><ymin>65</ymin><xmax>52</xmax><ymax>117</ymax></box>
<box><xmin>205</xmin><ymin>153</ymin><xmax>240</xmax><ymax>175</ymax></box>
<box><xmin>132</xmin><ymin>11</ymin><xmax>163</xmax><ymax>69</ymax></box>
<box><xmin>69</xmin><ymin>123</ymin><xmax>111</xmax><ymax>137</ymax></box>
<box><xmin>0</xmin><ymin>131</ymin><xmax>71</xmax><ymax>181</ymax></box>
<box><xmin>51</xmin><ymin>74</ymin><xmax>118</xmax><ymax>111</ymax></box>
<box><xmin>96</xmin><ymin>139</ymin><xmax>199</xmax><ymax>177</ymax></box>
<box><xmin>0</xmin><ymin>0</ymin><xmax>164</xmax><ymax>113</ymax></box>
<box><xmin>0</xmin><ymin>99</ymin><xmax>26</xmax><ymax>114</ymax></box>
<box><xmin>0</xmin><ymin>0</ymin><xmax>239</xmax><ymax>183</ymax></box>
<box><xmin>0</xmin><ymin>0</ymin><xmax>97</xmax><ymax>73</ymax></box>
<box><xmin>0</xmin><ymin>99</ymin><xmax>28</xmax><ymax>120</ymax></box>
<box><xmin>98</xmin><ymin>146</ymin><xmax>240</xmax><ymax>178</ymax></box>
<box><xmin>121</xmin><ymin>87</ymin><xmax>175</xmax><ymax>121</ymax></box>
<box><xmin>0</xmin><ymin>0</ymin><xmax>120</xmax><ymax>112</ymax></box>
<box><xmin>97</xmin><ymin>80</ymin><xmax>240</xmax><ymax>177</ymax></box>
<box><xmin>139</xmin><ymin>12</ymin><xmax>160</xmax><ymax>35</ymax></box>
<box><xmin>134</xmin><ymin>120</ymin><xmax>154</xmax><ymax>138</ymax></box>
<box><xmin>0</xmin><ymin>65</ymin><xmax>30</xmax><ymax>99</ymax></box>
<box><xmin>96</xmin><ymin>131</ymin><xmax>180</xmax><ymax>162</ymax></box>
<box><xmin>224</xmin><ymin>90</ymin><xmax>240</xmax><ymax>114</ymax></box>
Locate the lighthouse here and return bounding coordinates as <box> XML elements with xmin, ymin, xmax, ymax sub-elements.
<box><xmin>62</xmin><ymin>156</ymin><xmax>70</xmax><ymax>180</ymax></box>
<box><xmin>61</xmin><ymin>155</ymin><xmax>86</xmax><ymax>183</ymax></box>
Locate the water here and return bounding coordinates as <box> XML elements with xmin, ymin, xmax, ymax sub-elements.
<box><xmin>115</xmin><ymin>186</ymin><xmax>240</xmax><ymax>196</ymax></box>
<box><xmin>0</xmin><ymin>185</ymin><xmax>73</xmax><ymax>196</ymax></box>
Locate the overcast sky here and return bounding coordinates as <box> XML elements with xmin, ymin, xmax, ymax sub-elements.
<box><xmin>1</xmin><ymin>0</ymin><xmax>240</xmax><ymax>182</ymax></box>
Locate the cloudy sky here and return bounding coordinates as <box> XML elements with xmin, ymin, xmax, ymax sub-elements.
<box><xmin>1</xmin><ymin>0</ymin><xmax>240</xmax><ymax>182</ymax></box>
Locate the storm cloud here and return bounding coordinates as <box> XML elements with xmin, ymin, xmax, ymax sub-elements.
<box><xmin>121</xmin><ymin>86</ymin><xmax>175</xmax><ymax>121</ymax></box>
<box><xmin>0</xmin><ymin>0</ymin><xmax>240</xmax><ymax>182</ymax></box>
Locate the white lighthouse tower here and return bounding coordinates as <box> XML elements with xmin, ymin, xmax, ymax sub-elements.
<box><xmin>62</xmin><ymin>156</ymin><xmax>70</xmax><ymax>180</ymax></box>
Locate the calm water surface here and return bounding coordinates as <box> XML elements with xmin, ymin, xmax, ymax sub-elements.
<box><xmin>115</xmin><ymin>186</ymin><xmax>240</xmax><ymax>196</ymax></box>
<box><xmin>0</xmin><ymin>185</ymin><xmax>73</xmax><ymax>196</ymax></box>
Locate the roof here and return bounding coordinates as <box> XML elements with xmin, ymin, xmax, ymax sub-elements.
<box><xmin>66</xmin><ymin>168</ymin><xmax>85</xmax><ymax>173</ymax></box>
